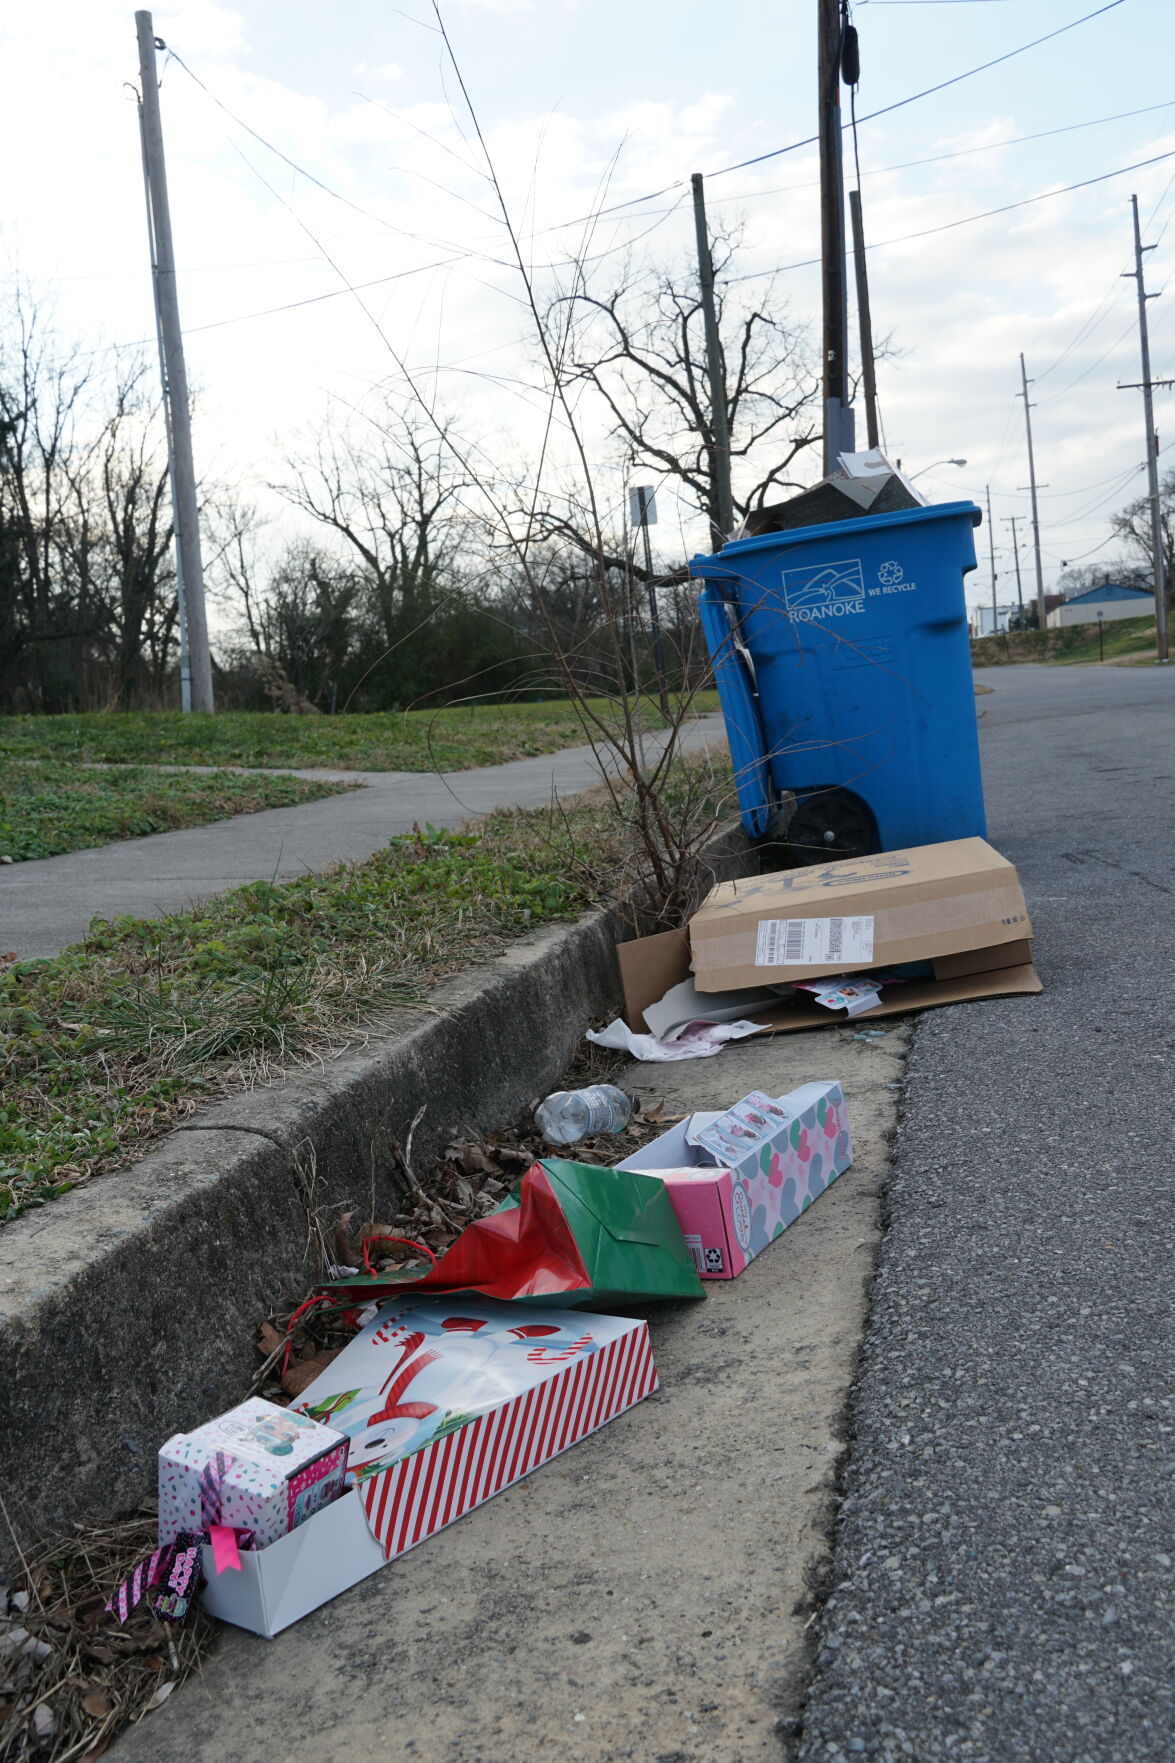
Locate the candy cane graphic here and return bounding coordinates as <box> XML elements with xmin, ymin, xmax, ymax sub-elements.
<box><xmin>367</xmin><ymin>1341</ymin><xmax>442</xmax><ymax>1427</ymax></box>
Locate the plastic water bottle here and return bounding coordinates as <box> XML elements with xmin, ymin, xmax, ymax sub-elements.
<box><xmin>535</xmin><ymin>1085</ymin><xmax>637</xmax><ymax>1147</ymax></box>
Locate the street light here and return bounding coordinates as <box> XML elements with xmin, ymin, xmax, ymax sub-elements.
<box><xmin>908</xmin><ymin>457</ymin><xmax>968</xmax><ymax>480</ymax></box>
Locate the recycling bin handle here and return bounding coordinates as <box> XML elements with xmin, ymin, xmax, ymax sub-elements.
<box><xmin>700</xmin><ymin>580</ymin><xmax>778</xmax><ymax>840</ymax></box>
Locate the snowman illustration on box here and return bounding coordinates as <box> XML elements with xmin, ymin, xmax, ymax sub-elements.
<box><xmin>296</xmin><ymin>1297</ymin><xmax>603</xmax><ymax>1482</ymax></box>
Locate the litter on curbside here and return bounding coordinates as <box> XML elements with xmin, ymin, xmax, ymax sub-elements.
<box><xmin>603</xmin><ymin>836</ymin><xmax>1041</xmax><ymax>1060</ymax></box>
<box><xmin>102</xmin><ymin>1081</ymin><xmax>857</xmax><ymax>1639</ymax></box>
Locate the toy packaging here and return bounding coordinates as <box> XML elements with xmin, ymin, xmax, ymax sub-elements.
<box><xmin>617</xmin><ymin>1082</ymin><xmax>853</xmax><ymax>1279</ymax></box>
<box><xmin>158</xmin><ymin>1397</ymin><xmax>348</xmax><ymax>1549</ymax></box>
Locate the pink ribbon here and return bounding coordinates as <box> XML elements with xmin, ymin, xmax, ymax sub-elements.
<box><xmin>208</xmin><ymin>1522</ymin><xmax>244</xmax><ymax>1575</ymax></box>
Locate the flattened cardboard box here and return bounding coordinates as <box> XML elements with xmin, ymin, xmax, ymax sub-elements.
<box><xmin>620</xmin><ymin>936</ymin><xmax>1039</xmax><ymax>1040</ymax></box>
<box><xmin>689</xmin><ymin>838</ymin><xmax>1034</xmax><ymax>993</ymax></box>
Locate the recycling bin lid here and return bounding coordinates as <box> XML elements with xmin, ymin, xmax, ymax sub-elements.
<box><xmin>689</xmin><ymin>498</ymin><xmax>981</xmax><ymax>575</ymax></box>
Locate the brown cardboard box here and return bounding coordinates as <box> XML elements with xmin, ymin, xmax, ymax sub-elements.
<box><xmin>615</xmin><ymin>838</ymin><xmax>1042</xmax><ymax>1038</ymax></box>
<box><xmin>689</xmin><ymin>838</ymin><xmax>1033</xmax><ymax>993</ymax></box>
<box><xmin>618</xmin><ymin>928</ymin><xmax>1040</xmax><ymax>1039</ymax></box>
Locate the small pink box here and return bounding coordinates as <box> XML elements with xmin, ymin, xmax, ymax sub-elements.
<box><xmin>640</xmin><ymin>1164</ymin><xmax>745</xmax><ymax>1279</ymax></box>
<box><xmin>158</xmin><ymin>1398</ymin><xmax>349</xmax><ymax>1549</ymax></box>
<box><xmin>616</xmin><ymin>1081</ymin><xmax>852</xmax><ymax>1279</ymax></box>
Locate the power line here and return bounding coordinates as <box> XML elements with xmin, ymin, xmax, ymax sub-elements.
<box><xmin>632</xmin><ymin>96</ymin><xmax>1175</xmax><ymax>224</ymax></box>
<box><xmin>485</xmin><ymin>0</ymin><xmax>1131</xmax><ymax>230</ymax></box>
<box><xmin>1035</xmin><ymin>164</ymin><xmax>1175</xmax><ymax>383</ymax></box>
<box><xmin>729</xmin><ymin>149</ymin><xmax>1175</xmax><ymax>286</ymax></box>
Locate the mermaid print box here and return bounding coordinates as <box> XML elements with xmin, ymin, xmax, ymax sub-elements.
<box><xmin>158</xmin><ymin>1398</ymin><xmax>348</xmax><ymax>1549</ymax></box>
<box><xmin>616</xmin><ymin>1083</ymin><xmax>852</xmax><ymax>1278</ymax></box>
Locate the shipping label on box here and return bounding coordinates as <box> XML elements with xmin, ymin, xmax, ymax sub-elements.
<box><xmin>617</xmin><ymin>1082</ymin><xmax>853</xmax><ymax>1277</ymax></box>
<box><xmin>159</xmin><ymin>1398</ymin><xmax>348</xmax><ymax>1549</ymax></box>
<box><xmin>293</xmin><ymin>1297</ymin><xmax>657</xmax><ymax>1562</ymax></box>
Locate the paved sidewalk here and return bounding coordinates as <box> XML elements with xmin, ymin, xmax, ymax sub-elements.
<box><xmin>0</xmin><ymin>716</ymin><xmax>724</xmax><ymax>960</ymax></box>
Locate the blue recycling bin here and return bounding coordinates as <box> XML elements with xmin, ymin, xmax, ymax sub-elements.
<box><xmin>692</xmin><ymin>499</ymin><xmax>986</xmax><ymax>855</ymax></box>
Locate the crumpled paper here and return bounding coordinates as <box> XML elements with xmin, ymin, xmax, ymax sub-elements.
<box><xmin>586</xmin><ymin>1019</ymin><xmax>769</xmax><ymax>1062</ymax></box>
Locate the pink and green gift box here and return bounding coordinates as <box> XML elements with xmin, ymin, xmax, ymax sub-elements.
<box><xmin>616</xmin><ymin>1081</ymin><xmax>852</xmax><ymax>1278</ymax></box>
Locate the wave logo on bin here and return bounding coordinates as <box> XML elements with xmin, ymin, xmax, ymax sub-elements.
<box><xmin>781</xmin><ymin>557</ymin><xmax>866</xmax><ymax>621</ymax></box>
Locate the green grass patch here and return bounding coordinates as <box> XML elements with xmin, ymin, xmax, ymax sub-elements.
<box><xmin>0</xmin><ymin>759</ymin><xmax>356</xmax><ymax>862</ymax></box>
<box><xmin>1043</xmin><ymin>614</ymin><xmax>1158</xmax><ymax>665</ymax></box>
<box><xmin>971</xmin><ymin>614</ymin><xmax>1158</xmax><ymax>668</ymax></box>
<box><xmin>0</xmin><ymin>693</ymin><xmax>720</xmax><ymax>774</ymax></box>
<box><xmin>0</xmin><ymin>754</ymin><xmax>734</xmax><ymax>1221</ymax></box>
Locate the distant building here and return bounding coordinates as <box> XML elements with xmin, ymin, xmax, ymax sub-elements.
<box><xmin>972</xmin><ymin>604</ymin><xmax>1018</xmax><ymax>637</ymax></box>
<box><xmin>1046</xmin><ymin>583</ymin><xmax>1155</xmax><ymax>629</ymax></box>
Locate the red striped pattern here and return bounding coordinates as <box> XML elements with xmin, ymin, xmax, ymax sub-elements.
<box><xmin>360</xmin><ymin>1321</ymin><xmax>657</xmax><ymax>1560</ymax></box>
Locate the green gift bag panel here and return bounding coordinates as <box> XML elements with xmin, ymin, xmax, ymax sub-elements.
<box><xmin>319</xmin><ymin>1159</ymin><xmax>704</xmax><ymax>1311</ymax></box>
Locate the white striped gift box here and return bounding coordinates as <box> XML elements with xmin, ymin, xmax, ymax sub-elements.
<box><xmin>294</xmin><ymin>1297</ymin><xmax>658</xmax><ymax>1563</ymax></box>
<box><xmin>360</xmin><ymin>1315</ymin><xmax>658</xmax><ymax>1559</ymax></box>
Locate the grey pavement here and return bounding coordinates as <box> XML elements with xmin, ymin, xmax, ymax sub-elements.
<box><xmin>796</xmin><ymin>662</ymin><xmax>1175</xmax><ymax>1763</ymax></box>
<box><xmin>0</xmin><ymin>715</ymin><xmax>724</xmax><ymax>960</ymax></box>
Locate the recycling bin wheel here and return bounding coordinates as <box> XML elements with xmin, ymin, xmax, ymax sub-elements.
<box><xmin>783</xmin><ymin>786</ymin><xmax>880</xmax><ymax>865</ymax></box>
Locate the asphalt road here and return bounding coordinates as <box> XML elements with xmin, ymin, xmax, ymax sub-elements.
<box><xmin>795</xmin><ymin>662</ymin><xmax>1175</xmax><ymax>1763</ymax></box>
<box><xmin>0</xmin><ymin>715</ymin><xmax>724</xmax><ymax>960</ymax></box>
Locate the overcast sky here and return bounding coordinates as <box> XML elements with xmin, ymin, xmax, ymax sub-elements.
<box><xmin>3</xmin><ymin>0</ymin><xmax>1174</xmax><ymax>615</ymax></box>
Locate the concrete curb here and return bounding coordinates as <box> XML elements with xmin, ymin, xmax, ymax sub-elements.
<box><xmin>0</xmin><ymin>834</ymin><xmax>749</xmax><ymax>1563</ymax></box>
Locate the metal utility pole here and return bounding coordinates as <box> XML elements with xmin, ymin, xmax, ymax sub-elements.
<box><xmin>630</xmin><ymin>486</ymin><xmax>670</xmax><ymax>718</ymax></box>
<box><xmin>985</xmin><ymin>485</ymin><xmax>999</xmax><ymax>634</ymax></box>
<box><xmin>1002</xmin><ymin>514</ymin><xmax>1025</xmax><ymax>616</ymax></box>
<box><xmin>690</xmin><ymin>174</ymin><xmax>735</xmax><ymax>549</ymax></box>
<box><xmin>135</xmin><ymin>11</ymin><xmax>214</xmax><ymax>711</ymax></box>
<box><xmin>849</xmin><ymin>189</ymin><xmax>879</xmax><ymax>450</ymax></box>
<box><xmin>1118</xmin><ymin>193</ymin><xmax>1171</xmax><ymax>663</ymax></box>
<box><xmin>1017</xmin><ymin>353</ymin><xmax>1048</xmax><ymax>635</ymax></box>
<box><xmin>818</xmin><ymin>0</ymin><xmax>855</xmax><ymax>472</ymax></box>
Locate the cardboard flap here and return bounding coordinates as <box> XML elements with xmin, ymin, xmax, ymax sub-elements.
<box><xmin>619</xmin><ymin>929</ymin><xmax>691</xmax><ymax>1034</ymax></box>
<box><xmin>617</xmin><ymin>924</ymin><xmax>1042</xmax><ymax>1038</ymax></box>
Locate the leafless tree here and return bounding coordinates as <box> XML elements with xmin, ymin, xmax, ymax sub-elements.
<box><xmin>546</xmin><ymin>227</ymin><xmax>819</xmax><ymax>553</ymax></box>
<box><xmin>0</xmin><ymin>291</ymin><xmax>177</xmax><ymax>710</ymax></box>
<box><xmin>1110</xmin><ymin>469</ymin><xmax>1175</xmax><ymax>598</ymax></box>
<box><xmin>277</xmin><ymin>405</ymin><xmax>476</xmax><ymax>644</ymax></box>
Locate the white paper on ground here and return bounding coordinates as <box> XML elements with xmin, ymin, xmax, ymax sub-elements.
<box><xmin>754</xmin><ymin>915</ymin><xmax>875</xmax><ymax>968</ymax></box>
<box><xmin>643</xmin><ymin>976</ymin><xmax>784</xmax><ymax>1042</ymax></box>
<box><xmin>586</xmin><ymin>1019</ymin><xmax>770</xmax><ymax>1063</ymax></box>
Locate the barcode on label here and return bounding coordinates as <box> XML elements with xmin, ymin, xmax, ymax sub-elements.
<box><xmin>755</xmin><ymin>914</ymin><xmax>875</xmax><ymax>968</ymax></box>
<box><xmin>683</xmin><ymin>1234</ymin><xmax>706</xmax><ymax>1276</ymax></box>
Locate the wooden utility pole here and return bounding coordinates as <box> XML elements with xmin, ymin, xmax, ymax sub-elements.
<box><xmin>691</xmin><ymin>173</ymin><xmax>735</xmax><ymax>548</ymax></box>
<box><xmin>819</xmin><ymin>0</ymin><xmax>854</xmax><ymax>472</ymax></box>
<box><xmin>986</xmin><ymin>485</ymin><xmax>999</xmax><ymax>635</ymax></box>
<box><xmin>1002</xmin><ymin>514</ymin><xmax>1025</xmax><ymax>616</ymax></box>
<box><xmin>1119</xmin><ymin>193</ymin><xmax>1170</xmax><ymax>663</ymax></box>
<box><xmin>849</xmin><ymin>189</ymin><xmax>879</xmax><ymax>450</ymax></box>
<box><xmin>135</xmin><ymin>11</ymin><xmax>214</xmax><ymax>711</ymax></box>
<box><xmin>1017</xmin><ymin>353</ymin><xmax>1048</xmax><ymax>635</ymax></box>
<box><xmin>631</xmin><ymin>486</ymin><xmax>670</xmax><ymax>718</ymax></box>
